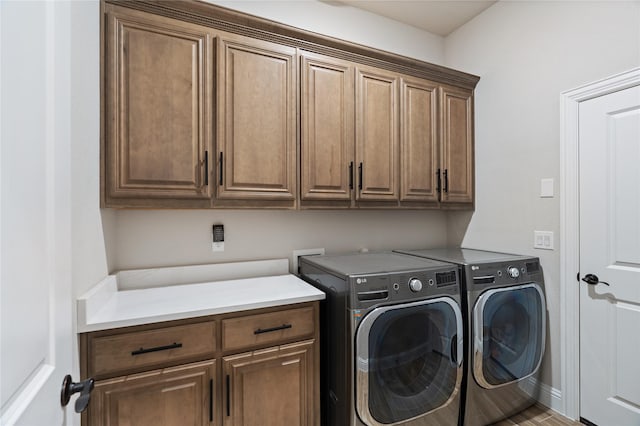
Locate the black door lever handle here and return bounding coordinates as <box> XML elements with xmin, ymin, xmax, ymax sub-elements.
<box><xmin>61</xmin><ymin>375</ymin><xmax>94</xmax><ymax>413</ymax></box>
<box><xmin>581</xmin><ymin>273</ymin><xmax>610</xmax><ymax>286</ymax></box>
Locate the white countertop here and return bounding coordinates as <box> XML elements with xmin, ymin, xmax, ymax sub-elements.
<box><xmin>77</xmin><ymin>259</ymin><xmax>325</xmax><ymax>332</ymax></box>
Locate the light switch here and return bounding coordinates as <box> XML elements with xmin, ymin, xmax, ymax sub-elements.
<box><xmin>540</xmin><ymin>178</ymin><xmax>554</xmax><ymax>198</ymax></box>
<box><xmin>534</xmin><ymin>231</ymin><xmax>554</xmax><ymax>250</ymax></box>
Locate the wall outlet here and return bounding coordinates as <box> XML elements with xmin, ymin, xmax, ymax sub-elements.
<box><xmin>534</xmin><ymin>231</ymin><xmax>554</xmax><ymax>250</ymax></box>
<box><xmin>212</xmin><ymin>224</ymin><xmax>224</xmax><ymax>252</ymax></box>
<box><xmin>292</xmin><ymin>248</ymin><xmax>325</xmax><ymax>275</ymax></box>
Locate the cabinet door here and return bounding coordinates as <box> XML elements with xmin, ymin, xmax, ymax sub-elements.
<box><xmin>440</xmin><ymin>85</ymin><xmax>474</xmax><ymax>206</ymax></box>
<box><xmin>399</xmin><ymin>76</ymin><xmax>439</xmax><ymax>204</ymax></box>
<box><xmin>88</xmin><ymin>359</ymin><xmax>215</xmax><ymax>426</ymax></box>
<box><xmin>103</xmin><ymin>6</ymin><xmax>213</xmax><ymax>208</ymax></box>
<box><xmin>223</xmin><ymin>340</ymin><xmax>316</xmax><ymax>426</ymax></box>
<box><xmin>216</xmin><ymin>34</ymin><xmax>297</xmax><ymax>206</ymax></box>
<box><xmin>300</xmin><ymin>52</ymin><xmax>354</xmax><ymax>205</ymax></box>
<box><xmin>355</xmin><ymin>67</ymin><xmax>399</xmax><ymax>202</ymax></box>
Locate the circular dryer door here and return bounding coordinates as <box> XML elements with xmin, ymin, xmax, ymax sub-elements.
<box><xmin>473</xmin><ymin>283</ymin><xmax>546</xmax><ymax>389</ymax></box>
<box><xmin>355</xmin><ymin>298</ymin><xmax>463</xmax><ymax>426</ymax></box>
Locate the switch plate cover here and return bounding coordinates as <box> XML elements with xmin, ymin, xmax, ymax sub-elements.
<box><xmin>540</xmin><ymin>178</ymin><xmax>554</xmax><ymax>198</ymax></box>
<box><xmin>534</xmin><ymin>231</ymin><xmax>554</xmax><ymax>250</ymax></box>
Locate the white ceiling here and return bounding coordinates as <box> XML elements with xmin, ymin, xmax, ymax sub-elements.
<box><xmin>337</xmin><ymin>0</ymin><xmax>497</xmax><ymax>36</ymax></box>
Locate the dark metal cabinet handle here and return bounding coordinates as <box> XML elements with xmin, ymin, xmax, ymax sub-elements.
<box><xmin>436</xmin><ymin>169</ymin><xmax>442</xmax><ymax>194</ymax></box>
<box><xmin>226</xmin><ymin>375</ymin><xmax>230</xmax><ymax>417</ymax></box>
<box><xmin>131</xmin><ymin>342</ymin><xmax>182</xmax><ymax>356</ymax></box>
<box><xmin>204</xmin><ymin>151</ymin><xmax>209</xmax><ymax>186</ymax></box>
<box><xmin>443</xmin><ymin>169</ymin><xmax>449</xmax><ymax>193</ymax></box>
<box><xmin>254</xmin><ymin>323</ymin><xmax>292</xmax><ymax>335</ymax></box>
<box><xmin>219</xmin><ymin>152</ymin><xmax>224</xmax><ymax>186</ymax></box>
<box><xmin>358</xmin><ymin>162</ymin><xmax>363</xmax><ymax>190</ymax></box>
<box><xmin>209</xmin><ymin>379</ymin><xmax>214</xmax><ymax>422</ymax></box>
<box><xmin>61</xmin><ymin>375</ymin><xmax>94</xmax><ymax>413</ymax></box>
<box><xmin>349</xmin><ymin>162</ymin><xmax>354</xmax><ymax>190</ymax></box>
<box><xmin>581</xmin><ymin>274</ymin><xmax>610</xmax><ymax>286</ymax></box>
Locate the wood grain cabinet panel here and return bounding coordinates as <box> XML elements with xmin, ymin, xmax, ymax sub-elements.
<box><xmin>440</xmin><ymin>85</ymin><xmax>474</xmax><ymax>207</ymax></box>
<box><xmin>88</xmin><ymin>360</ymin><xmax>216</xmax><ymax>426</ymax></box>
<box><xmin>399</xmin><ymin>76</ymin><xmax>439</xmax><ymax>205</ymax></box>
<box><xmin>101</xmin><ymin>1</ymin><xmax>478</xmax><ymax>210</ymax></box>
<box><xmin>300</xmin><ymin>52</ymin><xmax>355</xmax><ymax>205</ymax></box>
<box><xmin>103</xmin><ymin>5</ymin><xmax>213</xmax><ymax>208</ymax></box>
<box><xmin>89</xmin><ymin>321</ymin><xmax>216</xmax><ymax>379</ymax></box>
<box><xmin>355</xmin><ymin>67</ymin><xmax>399</xmax><ymax>203</ymax></box>
<box><xmin>223</xmin><ymin>340</ymin><xmax>315</xmax><ymax>426</ymax></box>
<box><xmin>81</xmin><ymin>301</ymin><xmax>320</xmax><ymax>426</ymax></box>
<box><xmin>216</xmin><ymin>34</ymin><xmax>297</xmax><ymax>206</ymax></box>
<box><xmin>222</xmin><ymin>306</ymin><xmax>314</xmax><ymax>353</ymax></box>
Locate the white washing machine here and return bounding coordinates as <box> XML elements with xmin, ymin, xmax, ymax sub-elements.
<box><xmin>298</xmin><ymin>251</ymin><xmax>464</xmax><ymax>426</ymax></box>
<box><xmin>394</xmin><ymin>248</ymin><xmax>547</xmax><ymax>426</ymax></box>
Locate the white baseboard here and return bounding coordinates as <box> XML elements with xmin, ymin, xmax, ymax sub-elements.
<box><xmin>537</xmin><ymin>381</ymin><xmax>563</xmax><ymax>414</ymax></box>
<box><xmin>526</xmin><ymin>377</ymin><xmax>565</xmax><ymax>417</ymax></box>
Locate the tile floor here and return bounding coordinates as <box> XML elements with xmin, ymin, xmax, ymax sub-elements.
<box><xmin>493</xmin><ymin>404</ymin><xmax>582</xmax><ymax>426</ymax></box>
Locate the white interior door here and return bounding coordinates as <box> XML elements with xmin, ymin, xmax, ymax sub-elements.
<box><xmin>579</xmin><ymin>84</ymin><xmax>640</xmax><ymax>425</ymax></box>
<box><xmin>1</xmin><ymin>1</ymin><xmax>75</xmax><ymax>424</ymax></box>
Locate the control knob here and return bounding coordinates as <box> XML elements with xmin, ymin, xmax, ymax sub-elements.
<box><xmin>507</xmin><ymin>266</ymin><xmax>520</xmax><ymax>278</ymax></box>
<box><xmin>408</xmin><ymin>278</ymin><xmax>423</xmax><ymax>292</ymax></box>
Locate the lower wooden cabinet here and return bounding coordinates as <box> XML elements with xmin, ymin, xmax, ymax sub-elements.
<box><xmin>81</xmin><ymin>302</ymin><xmax>319</xmax><ymax>426</ymax></box>
<box><xmin>223</xmin><ymin>340</ymin><xmax>315</xmax><ymax>426</ymax></box>
<box><xmin>88</xmin><ymin>360</ymin><xmax>216</xmax><ymax>426</ymax></box>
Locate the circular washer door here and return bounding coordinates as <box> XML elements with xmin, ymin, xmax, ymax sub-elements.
<box><xmin>355</xmin><ymin>297</ymin><xmax>463</xmax><ymax>426</ymax></box>
<box><xmin>473</xmin><ymin>283</ymin><xmax>546</xmax><ymax>389</ymax></box>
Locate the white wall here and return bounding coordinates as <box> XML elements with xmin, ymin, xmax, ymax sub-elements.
<box><xmin>210</xmin><ymin>0</ymin><xmax>445</xmax><ymax>64</ymax></box>
<box><xmin>112</xmin><ymin>210</ymin><xmax>448</xmax><ymax>270</ymax></box>
<box><xmin>445</xmin><ymin>0</ymin><xmax>640</xmax><ymax>405</ymax></box>
<box><xmin>106</xmin><ymin>1</ymin><xmax>449</xmax><ymax>272</ymax></box>
<box><xmin>71</xmin><ymin>1</ymin><xmax>111</xmax><ymax>296</ymax></box>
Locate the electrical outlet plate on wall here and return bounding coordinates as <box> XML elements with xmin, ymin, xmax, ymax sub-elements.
<box><xmin>533</xmin><ymin>231</ymin><xmax>554</xmax><ymax>250</ymax></box>
<box><xmin>292</xmin><ymin>248</ymin><xmax>325</xmax><ymax>274</ymax></box>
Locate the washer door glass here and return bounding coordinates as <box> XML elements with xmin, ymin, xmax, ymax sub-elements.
<box><xmin>356</xmin><ymin>298</ymin><xmax>463</xmax><ymax>425</ymax></box>
<box><xmin>473</xmin><ymin>283</ymin><xmax>546</xmax><ymax>389</ymax></box>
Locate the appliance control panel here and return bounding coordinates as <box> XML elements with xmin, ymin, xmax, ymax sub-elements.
<box><xmin>469</xmin><ymin>259</ymin><xmax>541</xmax><ymax>288</ymax></box>
<box><xmin>351</xmin><ymin>267</ymin><xmax>459</xmax><ymax>308</ymax></box>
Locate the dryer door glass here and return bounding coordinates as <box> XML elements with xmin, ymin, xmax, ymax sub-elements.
<box><xmin>473</xmin><ymin>283</ymin><xmax>546</xmax><ymax>388</ymax></box>
<box><xmin>356</xmin><ymin>298</ymin><xmax>463</xmax><ymax>425</ymax></box>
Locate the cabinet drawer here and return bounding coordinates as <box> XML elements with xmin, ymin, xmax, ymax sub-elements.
<box><xmin>222</xmin><ymin>307</ymin><xmax>315</xmax><ymax>352</ymax></box>
<box><xmin>89</xmin><ymin>321</ymin><xmax>216</xmax><ymax>378</ymax></box>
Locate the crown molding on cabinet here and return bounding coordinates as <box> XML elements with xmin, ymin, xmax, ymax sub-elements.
<box><xmin>105</xmin><ymin>0</ymin><xmax>480</xmax><ymax>90</ymax></box>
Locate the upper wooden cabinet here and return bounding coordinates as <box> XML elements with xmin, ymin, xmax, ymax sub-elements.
<box><xmin>355</xmin><ymin>66</ymin><xmax>400</xmax><ymax>204</ymax></box>
<box><xmin>300</xmin><ymin>52</ymin><xmax>354</xmax><ymax>205</ymax></box>
<box><xmin>440</xmin><ymin>85</ymin><xmax>474</xmax><ymax>207</ymax></box>
<box><xmin>102</xmin><ymin>5</ymin><xmax>213</xmax><ymax>208</ymax></box>
<box><xmin>215</xmin><ymin>33</ymin><xmax>297</xmax><ymax>208</ymax></box>
<box><xmin>300</xmin><ymin>61</ymin><xmax>471</xmax><ymax>209</ymax></box>
<box><xmin>101</xmin><ymin>0</ymin><xmax>479</xmax><ymax>210</ymax></box>
<box><xmin>399</xmin><ymin>76</ymin><xmax>439</xmax><ymax>206</ymax></box>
